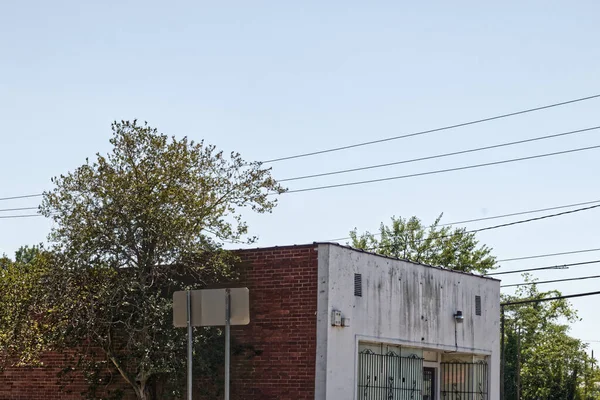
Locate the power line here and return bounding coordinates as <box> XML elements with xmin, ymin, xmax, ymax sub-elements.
<box><xmin>0</xmin><ymin>207</ymin><xmax>39</xmax><ymax>213</ymax></box>
<box><xmin>284</xmin><ymin>144</ymin><xmax>600</xmax><ymax>194</ymax></box>
<box><xmin>457</xmin><ymin>203</ymin><xmax>600</xmax><ymax>236</ymax></box>
<box><xmin>0</xmin><ymin>194</ymin><xmax>43</xmax><ymax>201</ymax></box>
<box><xmin>0</xmin><ymin>214</ymin><xmax>42</xmax><ymax>219</ymax></box>
<box><xmin>488</xmin><ymin>260</ymin><xmax>600</xmax><ymax>276</ymax></box>
<box><xmin>360</xmin><ymin>203</ymin><xmax>600</xmax><ymax>250</ymax></box>
<box><xmin>262</xmin><ymin>93</ymin><xmax>600</xmax><ymax>163</ymax></box>
<box><xmin>328</xmin><ymin>198</ymin><xmax>600</xmax><ymax>242</ymax></box>
<box><xmin>498</xmin><ymin>248</ymin><xmax>600</xmax><ymax>263</ymax></box>
<box><xmin>501</xmin><ymin>274</ymin><xmax>600</xmax><ymax>288</ymax></box>
<box><xmin>279</xmin><ymin>126</ymin><xmax>600</xmax><ymax>182</ymax></box>
<box><xmin>502</xmin><ymin>290</ymin><xmax>600</xmax><ymax>306</ymax></box>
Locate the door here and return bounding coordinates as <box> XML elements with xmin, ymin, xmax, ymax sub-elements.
<box><xmin>423</xmin><ymin>367</ymin><xmax>435</xmax><ymax>400</ymax></box>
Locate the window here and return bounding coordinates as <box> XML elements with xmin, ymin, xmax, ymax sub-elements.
<box><xmin>357</xmin><ymin>348</ymin><xmax>423</xmax><ymax>399</ymax></box>
<box><xmin>441</xmin><ymin>361</ymin><xmax>488</xmax><ymax>400</ymax></box>
<box><xmin>475</xmin><ymin>295</ymin><xmax>482</xmax><ymax>316</ymax></box>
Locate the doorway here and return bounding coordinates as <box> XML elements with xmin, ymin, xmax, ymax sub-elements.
<box><xmin>423</xmin><ymin>367</ymin><xmax>435</xmax><ymax>400</ymax></box>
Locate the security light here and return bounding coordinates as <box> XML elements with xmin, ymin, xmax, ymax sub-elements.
<box><xmin>454</xmin><ymin>310</ymin><xmax>464</xmax><ymax>322</ymax></box>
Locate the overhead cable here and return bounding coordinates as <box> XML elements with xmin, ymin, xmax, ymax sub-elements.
<box><xmin>0</xmin><ymin>194</ymin><xmax>43</xmax><ymax>201</ymax></box>
<box><xmin>498</xmin><ymin>248</ymin><xmax>600</xmax><ymax>263</ymax></box>
<box><xmin>279</xmin><ymin>126</ymin><xmax>600</xmax><ymax>182</ymax></box>
<box><xmin>327</xmin><ymin>198</ymin><xmax>600</xmax><ymax>242</ymax></box>
<box><xmin>502</xmin><ymin>290</ymin><xmax>600</xmax><ymax>306</ymax></box>
<box><xmin>487</xmin><ymin>260</ymin><xmax>600</xmax><ymax>276</ymax></box>
<box><xmin>284</xmin><ymin>144</ymin><xmax>600</xmax><ymax>194</ymax></box>
<box><xmin>501</xmin><ymin>274</ymin><xmax>600</xmax><ymax>288</ymax></box>
<box><xmin>262</xmin><ymin>93</ymin><xmax>600</xmax><ymax>163</ymax></box>
<box><xmin>0</xmin><ymin>206</ymin><xmax>39</xmax><ymax>213</ymax></box>
<box><xmin>359</xmin><ymin>203</ymin><xmax>600</xmax><ymax>250</ymax></box>
<box><xmin>0</xmin><ymin>214</ymin><xmax>42</xmax><ymax>219</ymax></box>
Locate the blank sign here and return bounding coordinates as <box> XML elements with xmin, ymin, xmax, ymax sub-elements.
<box><xmin>173</xmin><ymin>288</ymin><xmax>250</xmax><ymax>327</ymax></box>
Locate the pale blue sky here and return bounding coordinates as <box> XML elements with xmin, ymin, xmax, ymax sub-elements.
<box><xmin>2</xmin><ymin>1</ymin><xmax>600</xmax><ymax>354</ymax></box>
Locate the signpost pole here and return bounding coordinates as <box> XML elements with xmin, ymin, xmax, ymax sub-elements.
<box><xmin>225</xmin><ymin>288</ymin><xmax>231</xmax><ymax>400</ymax></box>
<box><xmin>187</xmin><ymin>290</ymin><xmax>193</xmax><ymax>400</ymax></box>
<box><xmin>174</xmin><ymin>287</ymin><xmax>248</xmax><ymax>399</ymax></box>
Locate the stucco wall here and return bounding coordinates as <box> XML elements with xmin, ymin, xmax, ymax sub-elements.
<box><xmin>315</xmin><ymin>244</ymin><xmax>500</xmax><ymax>400</ymax></box>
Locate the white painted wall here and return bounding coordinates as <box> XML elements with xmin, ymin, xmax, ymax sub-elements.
<box><xmin>314</xmin><ymin>244</ymin><xmax>500</xmax><ymax>400</ymax></box>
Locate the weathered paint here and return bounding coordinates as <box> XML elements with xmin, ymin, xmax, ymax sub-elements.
<box><xmin>315</xmin><ymin>244</ymin><xmax>500</xmax><ymax>400</ymax></box>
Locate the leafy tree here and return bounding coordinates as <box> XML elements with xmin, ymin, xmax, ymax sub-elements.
<box><xmin>350</xmin><ymin>215</ymin><xmax>496</xmax><ymax>274</ymax></box>
<box><xmin>502</xmin><ymin>281</ymin><xmax>599</xmax><ymax>400</ymax></box>
<box><xmin>0</xmin><ymin>246</ymin><xmax>50</xmax><ymax>368</ymax></box>
<box><xmin>35</xmin><ymin>120</ymin><xmax>284</xmax><ymax>400</ymax></box>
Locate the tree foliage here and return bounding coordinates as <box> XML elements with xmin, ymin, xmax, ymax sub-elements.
<box><xmin>350</xmin><ymin>215</ymin><xmax>496</xmax><ymax>274</ymax></box>
<box><xmin>0</xmin><ymin>246</ymin><xmax>51</xmax><ymax>368</ymax></box>
<box><xmin>33</xmin><ymin>120</ymin><xmax>284</xmax><ymax>399</ymax></box>
<box><xmin>502</xmin><ymin>281</ymin><xmax>599</xmax><ymax>400</ymax></box>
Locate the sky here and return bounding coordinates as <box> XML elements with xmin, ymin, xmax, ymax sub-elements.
<box><xmin>1</xmin><ymin>1</ymin><xmax>600</xmax><ymax>356</ymax></box>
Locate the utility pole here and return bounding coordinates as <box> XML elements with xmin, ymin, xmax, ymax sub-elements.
<box><xmin>500</xmin><ymin>291</ymin><xmax>600</xmax><ymax>400</ymax></box>
<box><xmin>593</xmin><ymin>350</ymin><xmax>596</xmax><ymax>400</ymax></box>
<box><xmin>585</xmin><ymin>356</ymin><xmax>588</xmax><ymax>400</ymax></box>
<box><xmin>501</xmin><ymin>305</ymin><xmax>505</xmax><ymax>400</ymax></box>
<box><xmin>516</xmin><ymin>325</ymin><xmax>521</xmax><ymax>400</ymax></box>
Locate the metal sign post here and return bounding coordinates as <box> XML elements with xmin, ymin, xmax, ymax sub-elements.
<box><xmin>225</xmin><ymin>289</ymin><xmax>231</xmax><ymax>400</ymax></box>
<box><xmin>173</xmin><ymin>288</ymin><xmax>249</xmax><ymax>400</ymax></box>
<box><xmin>187</xmin><ymin>290</ymin><xmax>192</xmax><ymax>400</ymax></box>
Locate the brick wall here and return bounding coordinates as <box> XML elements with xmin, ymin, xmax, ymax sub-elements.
<box><xmin>228</xmin><ymin>245</ymin><xmax>319</xmax><ymax>400</ymax></box>
<box><xmin>0</xmin><ymin>245</ymin><xmax>320</xmax><ymax>400</ymax></box>
<box><xmin>0</xmin><ymin>351</ymin><xmax>134</xmax><ymax>400</ymax></box>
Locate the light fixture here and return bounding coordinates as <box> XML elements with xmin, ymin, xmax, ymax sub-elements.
<box><xmin>454</xmin><ymin>310</ymin><xmax>464</xmax><ymax>323</ymax></box>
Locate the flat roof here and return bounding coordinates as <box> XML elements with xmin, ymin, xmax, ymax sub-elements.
<box><xmin>235</xmin><ymin>242</ymin><xmax>500</xmax><ymax>282</ymax></box>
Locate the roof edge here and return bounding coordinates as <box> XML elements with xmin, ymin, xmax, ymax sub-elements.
<box><xmin>232</xmin><ymin>242</ymin><xmax>500</xmax><ymax>282</ymax></box>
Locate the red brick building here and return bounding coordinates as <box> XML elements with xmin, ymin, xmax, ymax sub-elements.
<box><xmin>0</xmin><ymin>243</ymin><xmax>500</xmax><ymax>400</ymax></box>
<box><xmin>0</xmin><ymin>244</ymin><xmax>318</xmax><ymax>400</ymax></box>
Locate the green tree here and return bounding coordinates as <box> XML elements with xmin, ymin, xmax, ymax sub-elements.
<box><xmin>36</xmin><ymin>120</ymin><xmax>284</xmax><ymax>400</ymax></box>
<box><xmin>502</xmin><ymin>281</ymin><xmax>599</xmax><ymax>400</ymax></box>
<box><xmin>350</xmin><ymin>215</ymin><xmax>496</xmax><ymax>274</ymax></box>
<box><xmin>0</xmin><ymin>246</ymin><xmax>50</xmax><ymax>368</ymax></box>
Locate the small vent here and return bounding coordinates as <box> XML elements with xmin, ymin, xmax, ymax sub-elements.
<box><xmin>475</xmin><ymin>295</ymin><xmax>482</xmax><ymax>316</ymax></box>
<box><xmin>354</xmin><ymin>273</ymin><xmax>362</xmax><ymax>297</ymax></box>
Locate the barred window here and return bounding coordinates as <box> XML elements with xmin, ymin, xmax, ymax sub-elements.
<box><xmin>357</xmin><ymin>349</ymin><xmax>423</xmax><ymax>399</ymax></box>
<box><xmin>441</xmin><ymin>361</ymin><xmax>488</xmax><ymax>400</ymax></box>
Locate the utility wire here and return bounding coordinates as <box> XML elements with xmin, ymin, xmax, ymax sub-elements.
<box><xmin>447</xmin><ymin>203</ymin><xmax>600</xmax><ymax>236</ymax></box>
<box><xmin>279</xmin><ymin>126</ymin><xmax>600</xmax><ymax>182</ymax></box>
<box><xmin>498</xmin><ymin>248</ymin><xmax>600</xmax><ymax>263</ymax></box>
<box><xmin>0</xmin><ymin>206</ymin><xmax>39</xmax><ymax>213</ymax></box>
<box><xmin>284</xmin><ymin>144</ymin><xmax>600</xmax><ymax>194</ymax></box>
<box><xmin>0</xmin><ymin>193</ymin><xmax>43</xmax><ymax>201</ymax></box>
<box><xmin>487</xmin><ymin>260</ymin><xmax>600</xmax><ymax>276</ymax></box>
<box><xmin>262</xmin><ymin>93</ymin><xmax>600</xmax><ymax>163</ymax></box>
<box><xmin>0</xmin><ymin>214</ymin><xmax>42</xmax><ymax>219</ymax></box>
<box><xmin>502</xmin><ymin>290</ymin><xmax>600</xmax><ymax>306</ymax></box>
<box><xmin>502</xmin><ymin>274</ymin><xmax>600</xmax><ymax>288</ymax></box>
<box><xmin>328</xmin><ymin>198</ymin><xmax>600</xmax><ymax>242</ymax></box>
<box><xmin>358</xmin><ymin>203</ymin><xmax>600</xmax><ymax>250</ymax></box>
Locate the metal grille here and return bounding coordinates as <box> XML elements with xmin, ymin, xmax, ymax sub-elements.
<box><xmin>441</xmin><ymin>361</ymin><xmax>488</xmax><ymax>400</ymax></box>
<box><xmin>357</xmin><ymin>349</ymin><xmax>423</xmax><ymax>400</ymax></box>
<box><xmin>423</xmin><ymin>368</ymin><xmax>435</xmax><ymax>400</ymax></box>
<box><xmin>355</xmin><ymin>273</ymin><xmax>362</xmax><ymax>297</ymax></box>
<box><xmin>475</xmin><ymin>296</ymin><xmax>482</xmax><ymax>316</ymax></box>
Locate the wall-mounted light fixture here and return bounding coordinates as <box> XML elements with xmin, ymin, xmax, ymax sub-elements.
<box><xmin>454</xmin><ymin>310</ymin><xmax>464</xmax><ymax>323</ymax></box>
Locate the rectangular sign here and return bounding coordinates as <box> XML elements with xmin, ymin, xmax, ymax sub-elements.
<box><xmin>173</xmin><ymin>288</ymin><xmax>250</xmax><ymax>327</ymax></box>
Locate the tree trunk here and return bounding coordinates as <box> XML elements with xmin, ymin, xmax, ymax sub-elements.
<box><xmin>137</xmin><ymin>380</ymin><xmax>156</xmax><ymax>400</ymax></box>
